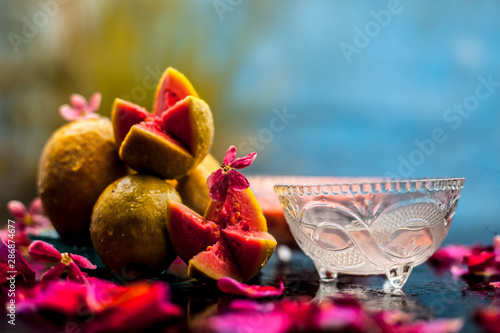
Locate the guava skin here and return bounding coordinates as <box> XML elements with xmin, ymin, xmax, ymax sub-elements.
<box><xmin>38</xmin><ymin>118</ymin><xmax>128</xmax><ymax>245</ymax></box>
<box><xmin>90</xmin><ymin>174</ymin><xmax>181</xmax><ymax>279</ymax></box>
<box><xmin>176</xmin><ymin>154</ymin><xmax>220</xmax><ymax>215</ymax></box>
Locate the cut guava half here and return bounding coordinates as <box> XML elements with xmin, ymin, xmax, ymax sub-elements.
<box><xmin>111</xmin><ymin>68</ymin><xmax>213</xmax><ymax>179</ymax></box>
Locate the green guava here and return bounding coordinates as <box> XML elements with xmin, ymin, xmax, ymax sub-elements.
<box><xmin>38</xmin><ymin>117</ymin><xmax>128</xmax><ymax>244</ymax></box>
<box><xmin>90</xmin><ymin>174</ymin><xmax>181</xmax><ymax>279</ymax></box>
<box><xmin>176</xmin><ymin>154</ymin><xmax>220</xmax><ymax>215</ymax></box>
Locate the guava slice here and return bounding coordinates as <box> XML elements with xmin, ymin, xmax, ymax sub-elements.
<box><xmin>111</xmin><ymin>67</ymin><xmax>213</xmax><ymax>179</ymax></box>
<box><xmin>153</xmin><ymin>67</ymin><xmax>199</xmax><ymax>116</ymax></box>
<box><xmin>188</xmin><ymin>239</ymin><xmax>243</xmax><ymax>282</ymax></box>
<box><xmin>166</xmin><ymin>200</ymin><xmax>220</xmax><ymax>263</ymax></box>
<box><xmin>221</xmin><ymin>229</ymin><xmax>277</xmax><ymax>282</ymax></box>
<box><xmin>111</xmin><ymin>99</ymin><xmax>150</xmax><ymax>146</ymax></box>
<box><xmin>113</xmin><ymin>96</ymin><xmax>214</xmax><ymax>179</ymax></box>
<box><xmin>166</xmin><ymin>188</ymin><xmax>276</xmax><ymax>282</ymax></box>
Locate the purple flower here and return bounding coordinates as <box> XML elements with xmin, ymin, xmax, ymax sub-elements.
<box><xmin>207</xmin><ymin>145</ymin><xmax>257</xmax><ymax>202</ymax></box>
<box><xmin>28</xmin><ymin>240</ymin><xmax>96</xmax><ymax>283</ymax></box>
<box><xmin>7</xmin><ymin>197</ymin><xmax>51</xmax><ymax>235</ymax></box>
<box><xmin>217</xmin><ymin>276</ymin><xmax>285</xmax><ymax>298</ymax></box>
<box><xmin>59</xmin><ymin>92</ymin><xmax>101</xmax><ymax>121</ymax></box>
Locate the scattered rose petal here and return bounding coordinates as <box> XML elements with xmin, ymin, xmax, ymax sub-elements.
<box><xmin>475</xmin><ymin>306</ymin><xmax>500</xmax><ymax>333</ymax></box>
<box><xmin>207</xmin><ymin>146</ymin><xmax>257</xmax><ymax>202</ymax></box>
<box><xmin>28</xmin><ymin>240</ymin><xmax>95</xmax><ymax>283</ymax></box>
<box><xmin>428</xmin><ymin>245</ymin><xmax>471</xmax><ymax>269</ymax></box>
<box><xmin>207</xmin><ymin>296</ymin><xmax>462</xmax><ymax>333</ymax></box>
<box><xmin>494</xmin><ymin>236</ymin><xmax>500</xmax><ymax>250</ymax></box>
<box><xmin>429</xmin><ymin>237</ymin><xmax>500</xmax><ymax>278</ymax></box>
<box><xmin>218</xmin><ymin>277</ymin><xmax>285</xmax><ymax>298</ymax></box>
<box><xmin>59</xmin><ymin>92</ymin><xmax>101</xmax><ymax>121</ymax></box>
<box><xmin>0</xmin><ymin>237</ymin><xmax>36</xmax><ymax>284</ymax></box>
<box><xmin>17</xmin><ymin>278</ymin><xmax>182</xmax><ymax>332</ymax></box>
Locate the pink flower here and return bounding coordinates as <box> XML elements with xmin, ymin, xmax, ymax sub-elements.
<box><xmin>16</xmin><ymin>278</ymin><xmax>182</xmax><ymax>332</ymax></box>
<box><xmin>59</xmin><ymin>92</ymin><xmax>101</xmax><ymax>121</ymax></box>
<box><xmin>7</xmin><ymin>197</ymin><xmax>51</xmax><ymax>235</ymax></box>
<box><xmin>28</xmin><ymin>240</ymin><xmax>96</xmax><ymax>283</ymax></box>
<box><xmin>0</xmin><ymin>237</ymin><xmax>35</xmax><ymax>284</ymax></box>
<box><xmin>218</xmin><ymin>276</ymin><xmax>285</xmax><ymax>298</ymax></box>
<box><xmin>207</xmin><ymin>145</ymin><xmax>257</xmax><ymax>202</ymax></box>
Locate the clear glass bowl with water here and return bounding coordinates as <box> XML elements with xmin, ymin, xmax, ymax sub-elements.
<box><xmin>274</xmin><ymin>177</ymin><xmax>465</xmax><ymax>289</ymax></box>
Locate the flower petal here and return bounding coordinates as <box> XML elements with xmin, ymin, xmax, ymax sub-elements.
<box><xmin>230</xmin><ymin>152</ymin><xmax>257</xmax><ymax>169</ymax></box>
<box><xmin>67</xmin><ymin>261</ymin><xmax>87</xmax><ymax>283</ymax></box>
<box><xmin>475</xmin><ymin>307</ymin><xmax>500</xmax><ymax>333</ymax></box>
<box><xmin>41</xmin><ymin>262</ymin><xmax>67</xmax><ymax>282</ymax></box>
<box><xmin>86</xmin><ymin>281</ymin><xmax>183</xmax><ymax>332</ymax></box>
<box><xmin>17</xmin><ymin>280</ymin><xmax>88</xmax><ymax>317</ymax></box>
<box><xmin>70</xmin><ymin>93</ymin><xmax>87</xmax><ymax>110</ymax></box>
<box><xmin>59</xmin><ymin>104</ymin><xmax>81</xmax><ymax>121</ymax></box>
<box><xmin>31</xmin><ymin>215</ymin><xmax>51</xmax><ymax>229</ymax></box>
<box><xmin>217</xmin><ymin>276</ymin><xmax>285</xmax><ymax>298</ymax></box>
<box><xmin>207</xmin><ymin>168</ymin><xmax>223</xmax><ymax>189</ymax></box>
<box><xmin>490</xmin><ymin>282</ymin><xmax>500</xmax><ymax>288</ymax></box>
<box><xmin>223</xmin><ymin>145</ymin><xmax>238</xmax><ymax>165</ymax></box>
<box><xmin>0</xmin><ymin>237</ymin><xmax>36</xmax><ymax>283</ymax></box>
<box><xmin>209</xmin><ymin>173</ymin><xmax>229</xmax><ymax>202</ymax></box>
<box><xmin>70</xmin><ymin>253</ymin><xmax>97</xmax><ymax>269</ymax></box>
<box><xmin>88</xmin><ymin>92</ymin><xmax>102</xmax><ymax>112</ymax></box>
<box><xmin>450</xmin><ymin>265</ymin><xmax>468</xmax><ymax>276</ymax></box>
<box><xmin>429</xmin><ymin>244</ymin><xmax>471</xmax><ymax>268</ymax></box>
<box><xmin>227</xmin><ymin>169</ymin><xmax>250</xmax><ymax>191</ymax></box>
<box><xmin>28</xmin><ymin>197</ymin><xmax>45</xmax><ymax>217</ymax></box>
<box><xmin>494</xmin><ymin>235</ymin><xmax>500</xmax><ymax>250</ymax></box>
<box><xmin>208</xmin><ymin>312</ymin><xmax>291</xmax><ymax>333</ymax></box>
<box><xmin>7</xmin><ymin>200</ymin><xmax>28</xmax><ymax>219</ymax></box>
<box><xmin>29</xmin><ymin>240</ymin><xmax>62</xmax><ymax>262</ymax></box>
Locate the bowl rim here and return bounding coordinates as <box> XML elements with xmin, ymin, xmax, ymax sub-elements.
<box><xmin>273</xmin><ymin>177</ymin><xmax>465</xmax><ymax>195</ymax></box>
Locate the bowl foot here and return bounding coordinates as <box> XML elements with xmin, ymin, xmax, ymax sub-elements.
<box><xmin>313</xmin><ymin>260</ymin><xmax>338</xmax><ymax>282</ymax></box>
<box><xmin>385</xmin><ymin>263</ymin><xmax>413</xmax><ymax>289</ymax></box>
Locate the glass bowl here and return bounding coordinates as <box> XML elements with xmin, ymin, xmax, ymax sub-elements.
<box><xmin>274</xmin><ymin>177</ymin><xmax>465</xmax><ymax>289</ymax></box>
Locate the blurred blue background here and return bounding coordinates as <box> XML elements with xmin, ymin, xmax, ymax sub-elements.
<box><xmin>1</xmin><ymin>0</ymin><xmax>499</xmax><ymax>243</ymax></box>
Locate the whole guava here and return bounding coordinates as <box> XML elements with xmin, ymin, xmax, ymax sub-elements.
<box><xmin>38</xmin><ymin>117</ymin><xmax>128</xmax><ymax>245</ymax></box>
<box><xmin>90</xmin><ymin>174</ymin><xmax>181</xmax><ymax>279</ymax></box>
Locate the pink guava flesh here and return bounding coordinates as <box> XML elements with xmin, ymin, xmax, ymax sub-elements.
<box><xmin>161</xmin><ymin>101</ymin><xmax>194</xmax><ymax>154</ymax></box>
<box><xmin>189</xmin><ymin>239</ymin><xmax>242</xmax><ymax>281</ymax></box>
<box><xmin>166</xmin><ymin>201</ymin><xmax>220</xmax><ymax>262</ymax></box>
<box><xmin>112</xmin><ymin>100</ymin><xmax>150</xmax><ymax>145</ymax></box>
